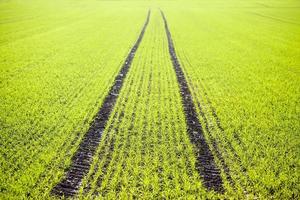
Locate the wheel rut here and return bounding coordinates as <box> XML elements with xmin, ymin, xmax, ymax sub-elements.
<box><xmin>160</xmin><ymin>10</ymin><xmax>224</xmax><ymax>193</ymax></box>
<box><xmin>51</xmin><ymin>10</ymin><xmax>151</xmax><ymax>197</ymax></box>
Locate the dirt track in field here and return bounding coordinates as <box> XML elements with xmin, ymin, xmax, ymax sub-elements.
<box><xmin>180</xmin><ymin>50</ymin><xmax>252</xmax><ymax>190</ymax></box>
<box><xmin>160</xmin><ymin>10</ymin><xmax>224</xmax><ymax>193</ymax></box>
<box><xmin>51</xmin><ymin>10</ymin><xmax>151</xmax><ymax>197</ymax></box>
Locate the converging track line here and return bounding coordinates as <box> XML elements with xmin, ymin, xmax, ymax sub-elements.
<box><xmin>160</xmin><ymin>10</ymin><xmax>224</xmax><ymax>193</ymax></box>
<box><xmin>51</xmin><ymin>10</ymin><xmax>151</xmax><ymax>197</ymax></box>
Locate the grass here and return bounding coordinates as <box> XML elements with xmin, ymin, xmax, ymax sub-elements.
<box><xmin>0</xmin><ymin>0</ymin><xmax>299</xmax><ymax>199</ymax></box>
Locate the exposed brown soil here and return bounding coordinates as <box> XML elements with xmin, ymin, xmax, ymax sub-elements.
<box><xmin>92</xmin><ymin>68</ymin><xmax>149</xmax><ymax>196</ymax></box>
<box><xmin>160</xmin><ymin>10</ymin><xmax>224</xmax><ymax>193</ymax></box>
<box><xmin>181</xmin><ymin>49</ymin><xmax>251</xmax><ymax>191</ymax></box>
<box><xmin>196</xmin><ymin>102</ymin><xmax>234</xmax><ymax>186</ymax></box>
<box><xmin>51</xmin><ymin>10</ymin><xmax>151</xmax><ymax>197</ymax></box>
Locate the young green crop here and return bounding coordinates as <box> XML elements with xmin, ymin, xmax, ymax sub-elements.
<box><xmin>161</xmin><ymin>0</ymin><xmax>300</xmax><ymax>198</ymax></box>
<box><xmin>1</xmin><ymin>0</ymin><xmax>299</xmax><ymax>199</ymax></box>
<box><xmin>0</xmin><ymin>0</ymin><xmax>148</xmax><ymax>198</ymax></box>
<box><xmin>77</xmin><ymin>9</ymin><xmax>215</xmax><ymax>199</ymax></box>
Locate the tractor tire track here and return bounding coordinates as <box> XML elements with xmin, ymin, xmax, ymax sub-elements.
<box><xmin>92</xmin><ymin>63</ymin><xmax>147</xmax><ymax>197</ymax></box>
<box><xmin>31</xmin><ymin>68</ymin><xmax>123</xmax><ymax>195</ymax></box>
<box><xmin>196</xmin><ymin>101</ymin><xmax>234</xmax><ymax>186</ymax></box>
<box><xmin>102</xmin><ymin>70</ymin><xmax>149</xmax><ymax>196</ymax></box>
<box><xmin>180</xmin><ymin>50</ymin><xmax>246</xmax><ymax>153</ymax></box>
<box><xmin>81</xmin><ymin>78</ymin><xmax>136</xmax><ymax>197</ymax></box>
<box><xmin>160</xmin><ymin>10</ymin><xmax>224</xmax><ymax>193</ymax></box>
<box><xmin>179</xmin><ymin>49</ymin><xmax>253</xmax><ymax>192</ymax></box>
<box><xmin>248</xmin><ymin>11</ymin><xmax>300</xmax><ymax>26</ymax></box>
<box><xmin>51</xmin><ymin>10</ymin><xmax>151</xmax><ymax>197</ymax></box>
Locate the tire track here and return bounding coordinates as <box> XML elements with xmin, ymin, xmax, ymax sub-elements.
<box><xmin>180</xmin><ymin>50</ymin><xmax>247</xmax><ymax>153</ymax></box>
<box><xmin>51</xmin><ymin>10</ymin><xmax>151</xmax><ymax>197</ymax></box>
<box><xmin>179</xmin><ymin>51</ymin><xmax>239</xmax><ymax>182</ymax></box>
<box><xmin>81</xmin><ymin>79</ymin><xmax>135</xmax><ymax>197</ymax></box>
<box><xmin>160</xmin><ymin>10</ymin><xmax>224</xmax><ymax>193</ymax></box>
<box><xmin>179</xmin><ymin>47</ymin><xmax>253</xmax><ymax>193</ymax></box>
<box><xmin>248</xmin><ymin>12</ymin><xmax>300</xmax><ymax>26</ymax></box>
<box><xmin>92</xmin><ymin>62</ymin><xmax>147</xmax><ymax>197</ymax></box>
<box><xmin>31</xmin><ymin>66</ymin><xmax>123</xmax><ymax>196</ymax></box>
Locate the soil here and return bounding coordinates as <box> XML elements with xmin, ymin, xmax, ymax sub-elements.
<box><xmin>160</xmin><ymin>10</ymin><xmax>224</xmax><ymax>193</ymax></box>
<box><xmin>181</xmin><ymin>44</ymin><xmax>250</xmax><ymax>189</ymax></box>
<box><xmin>51</xmin><ymin>10</ymin><xmax>151</xmax><ymax>197</ymax></box>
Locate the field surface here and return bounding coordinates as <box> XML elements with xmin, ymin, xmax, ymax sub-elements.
<box><xmin>0</xmin><ymin>0</ymin><xmax>299</xmax><ymax>199</ymax></box>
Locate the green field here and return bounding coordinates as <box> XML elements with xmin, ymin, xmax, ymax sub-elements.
<box><xmin>0</xmin><ymin>0</ymin><xmax>299</xmax><ymax>199</ymax></box>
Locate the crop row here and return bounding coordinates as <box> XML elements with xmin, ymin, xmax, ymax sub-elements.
<box><xmin>0</xmin><ymin>2</ymin><xmax>148</xmax><ymax>198</ymax></box>
<box><xmin>73</xmin><ymin>10</ymin><xmax>216</xmax><ymax>199</ymax></box>
<box><xmin>162</xmin><ymin>0</ymin><xmax>300</xmax><ymax>198</ymax></box>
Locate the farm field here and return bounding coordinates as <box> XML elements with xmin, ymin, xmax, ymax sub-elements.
<box><xmin>0</xmin><ymin>0</ymin><xmax>299</xmax><ymax>199</ymax></box>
